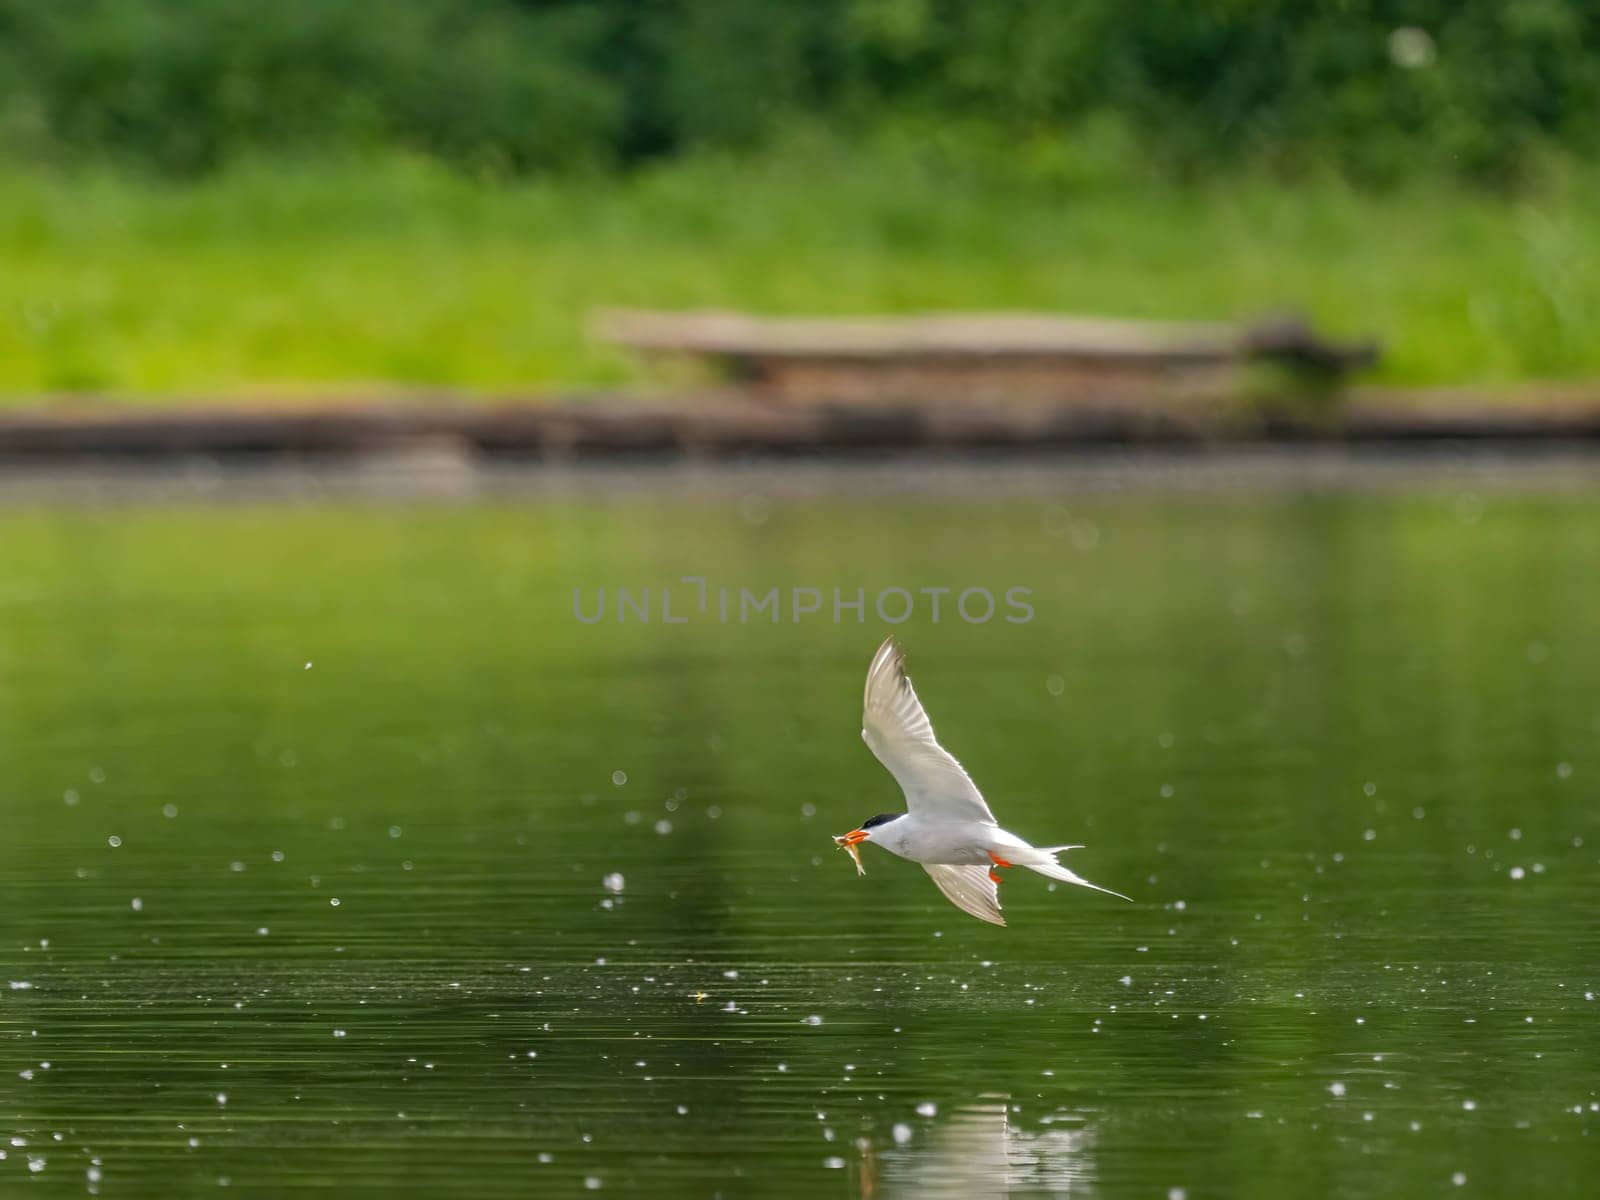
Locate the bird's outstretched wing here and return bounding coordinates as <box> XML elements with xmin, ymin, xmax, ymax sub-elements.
<box><xmin>923</xmin><ymin>864</ymin><xmax>1005</xmax><ymax>927</ymax></box>
<box><xmin>862</xmin><ymin>637</ymin><xmax>996</xmax><ymax>824</ymax></box>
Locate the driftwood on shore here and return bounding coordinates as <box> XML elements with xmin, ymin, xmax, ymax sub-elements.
<box><xmin>597</xmin><ymin>309</ymin><xmax>1379</xmax><ymax>405</ymax></box>
<box><xmin>0</xmin><ymin>309</ymin><xmax>1425</xmax><ymax>459</ymax></box>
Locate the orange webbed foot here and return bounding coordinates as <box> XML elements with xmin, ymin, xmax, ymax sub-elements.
<box><xmin>987</xmin><ymin>850</ymin><xmax>1014</xmax><ymax>869</ymax></box>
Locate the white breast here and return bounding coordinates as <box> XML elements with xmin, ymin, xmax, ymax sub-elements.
<box><xmin>874</xmin><ymin>817</ymin><xmax>998</xmax><ymax>865</ymax></box>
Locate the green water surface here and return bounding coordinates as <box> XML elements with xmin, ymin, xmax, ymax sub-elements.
<box><xmin>2</xmin><ymin>460</ymin><xmax>1598</xmax><ymax>1197</ymax></box>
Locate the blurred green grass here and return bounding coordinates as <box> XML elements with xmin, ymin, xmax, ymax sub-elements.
<box><xmin>1</xmin><ymin>149</ymin><xmax>1597</xmax><ymax>401</ymax></box>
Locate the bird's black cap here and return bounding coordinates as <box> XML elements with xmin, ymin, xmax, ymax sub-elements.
<box><xmin>861</xmin><ymin>812</ymin><xmax>903</xmax><ymax>830</ymax></box>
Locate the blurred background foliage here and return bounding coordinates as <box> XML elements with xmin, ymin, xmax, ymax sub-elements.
<box><xmin>0</xmin><ymin>0</ymin><xmax>1594</xmax><ymax>182</ymax></box>
<box><xmin>0</xmin><ymin>1</ymin><xmax>1596</xmax><ymax>396</ymax></box>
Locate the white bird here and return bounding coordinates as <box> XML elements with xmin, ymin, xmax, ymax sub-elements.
<box><xmin>833</xmin><ymin>637</ymin><xmax>1130</xmax><ymax>926</ymax></box>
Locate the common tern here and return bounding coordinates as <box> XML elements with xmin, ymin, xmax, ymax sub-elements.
<box><xmin>834</xmin><ymin>637</ymin><xmax>1130</xmax><ymax>926</ymax></box>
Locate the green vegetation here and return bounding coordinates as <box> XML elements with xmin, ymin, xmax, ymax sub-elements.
<box><xmin>1</xmin><ymin>149</ymin><xmax>1597</xmax><ymax>398</ymax></box>
<box><xmin>0</xmin><ymin>3</ymin><xmax>1594</xmax><ymax>398</ymax></box>
<box><xmin>1</xmin><ymin>1</ymin><xmax>1595</xmax><ymax>181</ymax></box>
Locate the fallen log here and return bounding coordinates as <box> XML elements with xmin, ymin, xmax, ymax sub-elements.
<box><xmin>595</xmin><ymin>309</ymin><xmax>1378</xmax><ymax>405</ymax></box>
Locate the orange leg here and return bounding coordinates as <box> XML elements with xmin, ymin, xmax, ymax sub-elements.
<box><xmin>987</xmin><ymin>848</ymin><xmax>1013</xmax><ymax>884</ymax></box>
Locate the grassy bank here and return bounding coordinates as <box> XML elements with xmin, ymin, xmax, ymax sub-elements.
<box><xmin>1</xmin><ymin>150</ymin><xmax>1596</xmax><ymax>400</ymax></box>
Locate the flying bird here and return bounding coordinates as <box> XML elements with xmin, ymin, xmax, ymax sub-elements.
<box><xmin>833</xmin><ymin>637</ymin><xmax>1130</xmax><ymax>926</ymax></box>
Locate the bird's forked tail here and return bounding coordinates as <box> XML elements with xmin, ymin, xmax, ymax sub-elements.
<box><xmin>1024</xmin><ymin>845</ymin><xmax>1132</xmax><ymax>902</ymax></box>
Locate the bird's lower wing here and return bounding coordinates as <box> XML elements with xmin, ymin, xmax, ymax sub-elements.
<box><xmin>922</xmin><ymin>863</ymin><xmax>1005</xmax><ymax>927</ymax></box>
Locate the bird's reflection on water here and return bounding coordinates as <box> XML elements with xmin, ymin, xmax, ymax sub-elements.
<box><xmin>859</xmin><ymin>1094</ymin><xmax>1096</xmax><ymax>1198</ymax></box>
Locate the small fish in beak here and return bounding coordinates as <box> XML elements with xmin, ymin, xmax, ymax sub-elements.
<box><xmin>833</xmin><ymin>829</ymin><xmax>868</xmax><ymax>875</ymax></box>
